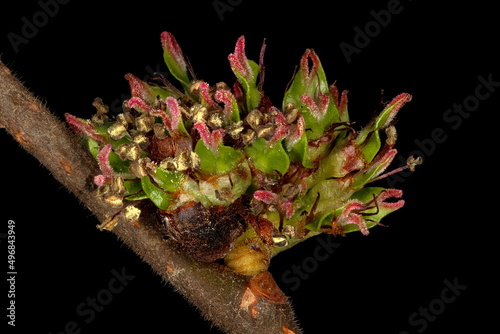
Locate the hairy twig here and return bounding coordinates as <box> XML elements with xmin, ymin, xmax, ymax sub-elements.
<box><xmin>0</xmin><ymin>60</ymin><xmax>302</xmax><ymax>334</ymax></box>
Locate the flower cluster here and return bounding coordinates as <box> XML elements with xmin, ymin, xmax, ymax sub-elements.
<box><xmin>66</xmin><ymin>32</ymin><xmax>417</xmax><ymax>276</ymax></box>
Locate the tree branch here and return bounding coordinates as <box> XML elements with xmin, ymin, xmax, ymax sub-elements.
<box><xmin>0</xmin><ymin>60</ymin><xmax>302</xmax><ymax>334</ymax></box>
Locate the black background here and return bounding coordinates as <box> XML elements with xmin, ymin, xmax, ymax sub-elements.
<box><xmin>1</xmin><ymin>0</ymin><xmax>497</xmax><ymax>333</ymax></box>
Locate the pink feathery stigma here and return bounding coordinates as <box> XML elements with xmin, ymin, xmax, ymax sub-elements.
<box><xmin>228</xmin><ymin>35</ymin><xmax>252</xmax><ymax>79</ymax></box>
<box><xmin>124</xmin><ymin>73</ymin><xmax>154</xmax><ymax>102</ymax></box>
<box><xmin>317</xmin><ymin>92</ymin><xmax>330</xmax><ymax>117</ymax></box>
<box><xmin>232</xmin><ymin>82</ymin><xmax>244</xmax><ymax>99</ymax></box>
<box><xmin>194</xmin><ymin>121</ymin><xmax>210</xmax><ymax>142</ymax></box>
<box><xmin>377</xmin><ymin>189</ymin><xmax>405</xmax><ymax>210</ymax></box>
<box><xmin>97</xmin><ymin>144</ymin><xmax>114</xmax><ymax>176</ymax></box>
<box><xmin>194</xmin><ymin>121</ymin><xmax>224</xmax><ymax>153</ymax></box>
<box><xmin>280</xmin><ymin>200</ymin><xmax>295</xmax><ymax>220</ymax></box>
<box><xmin>286</xmin><ymin>115</ymin><xmax>305</xmax><ymax>149</ymax></box>
<box><xmin>127</xmin><ymin>97</ymin><xmax>151</xmax><ymax>113</ymax></box>
<box><xmin>330</xmin><ymin>85</ymin><xmax>348</xmax><ymax>116</ymax></box>
<box><xmin>346</xmin><ymin>214</ymin><xmax>369</xmax><ymax>236</ymax></box>
<box><xmin>341</xmin><ymin>145</ymin><xmax>364</xmax><ymax>173</ymax></box>
<box><xmin>253</xmin><ymin>190</ymin><xmax>280</xmax><ymax>204</ymax></box>
<box><xmin>331</xmin><ymin>84</ymin><xmax>339</xmax><ymax>107</ymax></box>
<box><xmin>255</xmin><ymin>190</ymin><xmax>295</xmax><ymax>219</ymax></box>
<box><xmin>64</xmin><ymin>113</ymin><xmax>105</xmax><ymax>142</ymax></box>
<box><xmin>199</xmin><ymin>82</ymin><xmax>217</xmax><ymax>107</ymax></box>
<box><xmin>215</xmin><ymin>89</ymin><xmax>236</xmax><ymax>121</ymax></box>
<box><xmin>94</xmin><ymin>144</ymin><xmax>114</xmax><ymax>185</ymax></box>
<box><xmin>149</xmin><ymin>109</ymin><xmax>172</xmax><ymax>132</ymax></box>
<box><xmin>94</xmin><ymin>174</ymin><xmax>111</xmax><ymax>186</ymax></box>
<box><xmin>300</xmin><ymin>49</ymin><xmax>320</xmax><ymax>84</ymax></box>
<box><xmin>259</xmin><ymin>38</ymin><xmax>267</xmax><ymax>86</ymax></box>
<box><xmin>338</xmin><ymin>90</ymin><xmax>349</xmax><ymax>116</ymax></box>
<box><xmin>165</xmin><ymin>97</ymin><xmax>181</xmax><ymax>131</ymax></box>
<box><xmin>160</xmin><ymin>31</ymin><xmax>187</xmax><ymax>72</ymax></box>
<box><xmin>269</xmin><ymin>109</ymin><xmax>289</xmax><ymax>145</ymax></box>
<box><xmin>135</xmin><ymin>96</ymin><xmax>180</xmax><ymax>134</ymax></box>
<box><xmin>212</xmin><ymin>129</ymin><xmax>225</xmax><ymax>146</ymax></box>
<box><xmin>338</xmin><ymin>200</ymin><xmax>370</xmax><ymax>235</ymax></box>
<box><xmin>301</xmin><ymin>94</ymin><xmax>317</xmax><ymax>112</ymax></box>
<box><xmin>301</xmin><ymin>93</ymin><xmax>328</xmax><ymax>120</ymax></box>
<box><xmin>380</xmin><ymin>93</ymin><xmax>412</xmax><ymax>128</ymax></box>
<box><xmin>341</xmin><ymin>201</ymin><xmax>365</xmax><ymax>216</ymax></box>
<box><xmin>370</xmin><ymin>148</ymin><xmax>398</xmax><ymax>180</ymax></box>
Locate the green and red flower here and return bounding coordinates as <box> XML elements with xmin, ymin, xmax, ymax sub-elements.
<box><xmin>66</xmin><ymin>32</ymin><xmax>417</xmax><ymax>276</ymax></box>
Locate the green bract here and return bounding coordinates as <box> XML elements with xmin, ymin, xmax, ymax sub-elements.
<box><xmin>195</xmin><ymin>140</ymin><xmax>243</xmax><ymax>175</ymax></box>
<box><xmin>245</xmin><ymin>138</ymin><xmax>290</xmax><ymax>175</ymax></box>
<box><xmin>66</xmin><ymin>32</ymin><xmax>415</xmax><ymax>277</ymax></box>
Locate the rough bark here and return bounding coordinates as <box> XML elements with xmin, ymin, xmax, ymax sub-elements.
<box><xmin>0</xmin><ymin>60</ymin><xmax>302</xmax><ymax>334</ymax></box>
